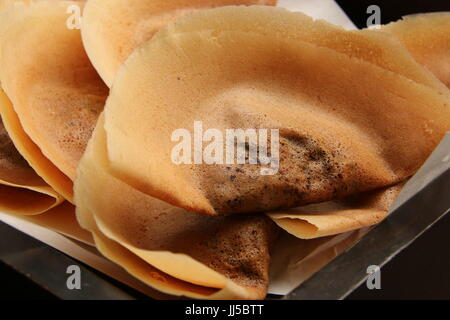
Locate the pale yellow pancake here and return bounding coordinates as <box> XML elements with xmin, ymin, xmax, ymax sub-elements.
<box><xmin>152</xmin><ymin>6</ymin><xmax>447</xmax><ymax>91</ymax></box>
<box><xmin>268</xmin><ymin>183</ymin><xmax>403</xmax><ymax>239</ymax></box>
<box><xmin>0</xmin><ymin>107</ymin><xmax>63</xmax><ymax>215</ymax></box>
<box><xmin>381</xmin><ymin>13</ymin><xmax>450</xmax><ymax>88</ymax></box>
<box><xmin>0</xmin><ymin>87</ymin><xmax>73</xmax><ymax>201</ymax></box>
<box><xmin>81</xmin><ymin>0</ymin><xmax>277</xmax><ymax>87</ymax></box>
<box><xmin>0</xmin><ymin>1</ymin><xmax>108</xmax><ymax>202</ymax></box>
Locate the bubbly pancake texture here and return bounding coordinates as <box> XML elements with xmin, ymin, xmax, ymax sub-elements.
<box><xmin>103</xmin><ymin>7</ymin><xmax>450</xmax><ymax>216</ymax></box>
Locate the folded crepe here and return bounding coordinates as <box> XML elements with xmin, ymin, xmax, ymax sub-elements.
<box><xmin>75</xmin><ymin>114</ymin><xmax>278</xmax><ymax>299</ymax></box>
<box><xmin>381</xmin><ymin>13</ymin><xmax>450</xmax><ymax>88</ymax></box>
<box><xmin>0</xmin><ymin>91</ymin><xmax>63</xmax><ymax>215</ymax></box>
<box><xmin>151</xmin><ymin>6</ymin><xmax>447</xmax><ymax>92</ymax></box>
<box><xmin>268</xmin><ymin>183</ymin><xmax>403</xmax><ymax>239</ymax></box>
<box><xmin>0</xmin><ymin>0</ymin><xmax>108</xmax><ymax>202</ymax></box>
<box><xmin>102</xmin><ymin>6</ymin><xmax>450</xmax><ymax>216</ymax></box>
<box><xmin>1</xmin><ymin>88</ymin><xmax>92</xmax><ymax>243</ymax></box>
<box><xmin>0</xmin><ymin>3</ymin><xmax>62</xmax><ymax>214</ymax></box>
<box><xmin>81</xmin><ymin>0</ymin><xmax>278</xmax><ymax>87</ymax></box>
<box><xmin>11</xmin><ymin>201</ymin><xmax>94</xmax><ymax>245</ymax></box>
<box><xmin>75</xmin><ymin>117</ymin><xmax>403</xmax><ymax>299</ymax></box>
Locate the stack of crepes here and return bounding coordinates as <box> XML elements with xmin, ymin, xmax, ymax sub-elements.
<box><xmin>0</xmin><ymin>0</ymin><xmax>449</xmax><ymax>299</ymax></box>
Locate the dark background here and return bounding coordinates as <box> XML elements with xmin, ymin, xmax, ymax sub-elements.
<box><xmin>347</xmin><ymin>215</ymin><xmax>450</xmax><ymax>300</ymax></box>
<box><xmin>1</xmin><ymin>0</ymin><xmax>449</xmax><ymax>300</ymax></box>
<box><xmin>336</xmin><ymin>0</ymin><xmax>450</xmax><ymax>28</ymax></box>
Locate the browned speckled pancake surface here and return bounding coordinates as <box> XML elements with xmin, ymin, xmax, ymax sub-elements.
<box><xmin>75</xmin><ymin>115</ymin><xmax>277</xmax><ymax>299</ymax></box>
<box><xmin>103</xmin><ymin>7</ymin><xmax>450</xmax><ymax>216</ymax></box>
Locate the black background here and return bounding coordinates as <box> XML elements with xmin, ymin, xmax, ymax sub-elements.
<box><xmin>336</xmin><ymin>0</ymin><xmax>450</xmax><ymax>28</ymax></box>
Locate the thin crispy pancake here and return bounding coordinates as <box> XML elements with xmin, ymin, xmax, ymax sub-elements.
<box><xmin>381</xmin><ymin>13</ymin><xmax>450</xmax><ymax>88</ymax></box>
<box><xmin>0</xmin><ymin>1</ymin><xmax>108</xmax><ymax>195</ymax></box>
<box><xmin>1</xmin><ymin>86</ymin><xmax>91</xmax><ymax>242</ymax></box>
<box><xmin>75</xmin><ymin>115</ymin><xmax>277</xmax><ymax>299</ymax></box>
<box><xmin>0</xmin><ymin>87</ymin><xmax>73</xmax><ymax>201</ymax></box>
<box><xmin>0</xmin><ymin>0</ymin><xmax>83</xmax><ymax>9</ymax></box>
<box><xmin>0</xmin><ymin>0</ymin><xmax>34</xmax><ymax>11</ymax></box>
<box><xmin>152</xmin><ymin>6</ymin><xmax>447</xmax><ymax>91</ymax></box>
<box><xmin>0</xmin><ymin>108</ymin><xmax>63</xmax><ymax>215</ymax></box>
<box><xmin>103</xmin><ymin>7</ymin><xmax>450</xmax><ymax>216</ymax></box>
<box><xmin>81</xmin><ymin>0</ymin><xmax>277</xmax><ymax>87</ymax></box>
<box><xmin>268</xmin><ymin>183</ymin><xmax>402</xmax><ymax>239</ymax></box>
<box><xmin>7</xmin><ymin>201</ymin><xmax>94</xmax><ymax>245</ymax></box>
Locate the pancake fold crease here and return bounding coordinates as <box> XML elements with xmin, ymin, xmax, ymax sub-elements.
<box><xmin>380</xmin><ymin>12</ymin><xmax>450</xmax><ymax>89</ymax></box>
